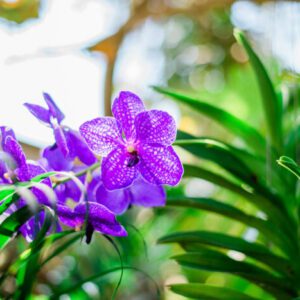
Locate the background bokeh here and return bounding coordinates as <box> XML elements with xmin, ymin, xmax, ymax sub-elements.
<box><xmin>0</xmin><ymin>0</ymin><xmax>299</xmax><ymax>299</ymax></box>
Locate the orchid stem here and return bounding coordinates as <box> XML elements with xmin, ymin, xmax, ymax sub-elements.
<box><xmin>53</xmin><ymin>162</ymin><xmax>101</xmax><ymax>187</ymax></box>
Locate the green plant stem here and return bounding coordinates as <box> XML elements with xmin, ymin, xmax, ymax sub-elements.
<box><xmin>53</xmin><ymin>162</ymin><xmax>101</xmax><ymax>187</ymax></box>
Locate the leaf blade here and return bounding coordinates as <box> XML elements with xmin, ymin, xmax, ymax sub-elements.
<box><xmin>154</xmin><ymin>86</ymin><xmax>266</xmax><ymax>154</ymax></box>
<box><xmin>169</xmin><ymin>283</ymin><xmax>260</xmax><ymax>300</ymax></box>
<box><xmin>234</xmin><ymin>29</ymin><xmax>282</xmax><ymax>151</ymax></box>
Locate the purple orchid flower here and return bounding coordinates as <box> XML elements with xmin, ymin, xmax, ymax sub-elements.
<box><xmin>88</xmin><ymin>172</ymin><xmax>166</xmax><ymax>215</ymax></box>
<box><xmin>0</xmin><ymin>126</ymin><xmax>56</xmax><ymax>241</ymax></box>
<box><xmin>40</xmin><ymin>151</ymin><xmax>127</xmax><ymax>240</ymax></box>
<box><xmin>57</xmin><ymin>202</ymin><xmax>127</xmax><ymax>243</ymax></box>
<box><xmin>0</xmin><ymin>127</ymin><xmax>51</xmax><ymax>190</ymax></box>
<box><xmin>24</xmin><ymin>93</ymin><xmax>96</xmax><ymax>167</ymax></box>
<box><xmin>80</xmin><ymin>91</ymin><xmax>183</xmax><ymax>190</ymax></box>
<box><xmin>0</xmin><ymin>127</ymin><xmax>127</xmax><ymax>241</ymax></box>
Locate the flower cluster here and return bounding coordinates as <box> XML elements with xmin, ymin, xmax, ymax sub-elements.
<box><xmin>0</xmin><ymin>91</ymin><xmax>183</xmax><ymax>243</ymax></box>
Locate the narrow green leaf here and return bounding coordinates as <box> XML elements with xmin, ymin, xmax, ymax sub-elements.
<box><xmin>159</xmin><ymin>230</ymin><xmax>292</xmax><ymax>276</ymax></box>
<box><xmin>0</xmin><ymin>186</ymin><xmax>15</xmax><ymax>199</ymax></box>
<box><xmin>277</xmin><ymin>156</ymin><xmax>300</xmax><ymax>179</ymax></box>
<box><xmin>15</xmin><ymin>208</ymin><xmax>55</xmax><ymax>300</ymax></box>
<box><xmin>30</xmin><ymin>171</ymin><xmax>57</xmax><ymax>182</ymax></box>
<box><xmin>183</xmin><ymin>164</ymin><xmax>284</xmax><ymax>223</ymax></box>
<box><xmin>41</xmin><ymin>232</ymin><xmax>82</xmax><ymax>267</ymax></box>
<box><xmin>173</xmin><ymin>249</ymin><xmax>295</xmax><ymax>298</ymax></box>
<box><xmin>183</xmin><ymin>163</ymin><xmax>297</xmax><ymax>255</ymax></box>
<box><xmin>175</xmin><ymin>138</ymin><xmax>260</xmax><ymax>188</ymax></box>
<box><xmin>234</xmin><ymin>29</ymin><xmax>282</xmax><ymax>151</ymax></box>
<box><xmin>0</xmin><ymin>206</ymin><xmax>34</xmax><ymax>249</ymax></box>
<box><xmin>285</xmin><ymin>126</ymin><xmax>300</xmax><ymax>159</ymax></box>
<box><xmin>0</xmin><ymin>190</ymin><xmax>19</xmax><ymax>215</ymax></box>
<box><xmin>154</xmin><ymin>86</ymin><xmax>266</xmax><ymax>154</ymax></box>
<box><xmin>177</xmin><ymin>130</ymin><xmax>267</xmax><ymax>174</ymax></box>
<box><xmin>164</xmin><ymin>197</ymin><xmax>288</xmax><ymax>254</ymax></box>
<box><xmin>169</xmin><ymin>283</ymin><xmax>260</xmax><ymax>300</ymax></box>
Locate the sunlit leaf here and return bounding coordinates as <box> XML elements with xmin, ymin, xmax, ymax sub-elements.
<box><xmin>30</xmin><ymin>171</ymin><xmax>57</xmax><ymax>182</ymax></box>
<box><xmin>173</xmin><ymin>249</ymin><xmax>295</xmax><ymax>298</ymax></box>
<box><xmin>169</xmin><ymin>283</ymin><xmax>260</xmax><ymax>300</ymax></box>
<box><xmin>15</xmin><ymin>208</ymin><xmax>55</xmax><ymax>300</ymax></box>
<box><xmin>182</xmin><ymin>164</ymin><xmax>297</xmax><ymax>256</ymax></box>
<box><xmin>234</xmin><ymin>29</ymin><xmax>283</xmax><ymax>152</ymax></box>
<box><xmin>0</xmin><ymin>206</ymin><xmax>34</xmax><ymax>249</ymax></box>
<box><xmin>164</xmin><ymin>196</ymin><xmax>287</xmax><ymax>251</ymax></box>
<box><xmin>154</xmin><ymin>86</ymin><xmax>266</xmax><ymax>154</ymax></box>
<box><xmin>277</xmin><ymin>156</ymin><xmax>300</xmax><ymax>180</ymax></box>
<box><xmin>159</xmin><ymin>230</ymin><xmax>292</xmax><ymax>276</ymax></box>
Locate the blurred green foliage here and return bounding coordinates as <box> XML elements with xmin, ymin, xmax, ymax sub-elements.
<box><xmin>0</xmin><ymin>0</ymin><xmax>40</xmax><ymax>24</ymax></box>
<box><xmin>0</xmin><ymin>1</ymin><xmax>299</xmax><ymax>300</ymax></box>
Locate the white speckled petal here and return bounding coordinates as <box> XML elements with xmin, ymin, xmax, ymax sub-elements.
<box><xmin>112</xmin><ymin>91</ymin><xmax>145</xmax><ymax>140</ymax></box>
<box><xmin>101</xmin><ymin>145</ymin><xmax>138</xmax><ymax>190</ymax></box>
<box><xmin>135</xmin><ymin>110</ymin><xmax>176</xmax><ymax>146</ymax></box>
<box><xmin>138</xmin><ymin>144</ymin><xmax>183</xmax><ymax>186</ymax></box>
<box><xmin>79</xmin><ymin>117</ymin><xmax>122</xmax><ymax>157</ymax></box>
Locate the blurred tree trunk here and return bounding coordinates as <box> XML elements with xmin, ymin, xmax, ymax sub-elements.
<box><xmin>88</xmin><ymin>0</ymin><xmax>235</xmax><ymax>116</ymax></box>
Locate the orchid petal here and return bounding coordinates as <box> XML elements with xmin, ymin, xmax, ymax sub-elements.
<box><xmin>20</xmin><ymin>211</ymin><xmax>61</xmax><ymax>242</ymax></box>
<box><xmin>138</xmin><ymin>144</ymin><xmax>183</xmax><ymax>186</ymax></box>
<box><xmin>112</xmin><ymin>91</ymin><xmax>145</xmax><ymax>140</ymax></box>
<box><xmin>101</xmin><ymin>145</ymin><xmax>138</xmax><ymax>190</ymax></box>
<box><xmin>23</xmin><ymin>103</ymin><xmax>51</xmax><ymax>125</ymax></box>
<box><xmin>0</xmin><ymin>126</ymin><xmax>16</xmax><ymax>142</ymax></box>
<box><xmin>54</xmin><ymin>126</ymin><xmax>69</xmax><ymax>157</ymax></box>
<box><xmin>43</xmin><ymin>93</ymin><xmax>65</xmax><ymax>123</ymax></box>
<box><xmin>94</xmin><ymin>181</ymin><xmax>130</xmax><ymax>215</ymax></box>
<box><xmin>16</xmin><ymin>163</ymin><xmax>52</xmax><ymax>206</ymax></box>
<box><xmin>130</xmin><ymin>177</ymin><xmax>166</xmax><ymax>207</ymax></box>
<box><xmin>75</xmin><ymin>202</ymin><xmax>127</xmax><ymax>236</ymax></box>
<box><xmin>43</xmin><ymin>144</ymin><xmax>73</xmax><ymax>171</ymax></box>
<box><xmin>3</xmin><ymin>136</ymin><xmax>26</xmax><ymax>168</ymax></box>
<box><xmin>57</xmin><ymin>204</ymin><xmax>81</xmax><ymax>228</ymax></box>
<box><xmin>80</xmin><ymin>117</ymin><xmax>122</xmax><ymax>157</ymax></box>
<box><xmin>135</xmin><ymin>110</ymin><xmax>176</xmax><ymax>146</ymax></box>
<box><xmin>65</xmin><ymin>129</ymin><xmax>97</xmax><ymax>165</ymax></box>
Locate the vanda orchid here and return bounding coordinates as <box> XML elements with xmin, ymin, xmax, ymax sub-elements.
<box><xmin>0</xmin><ymin>91</ymin><xmax>182</xmax><ymax>245</ymax></box>
<box><xmin>80</xmin><ymin>91</ymin><xmax>183</xmax><ymax>190</ymax></box>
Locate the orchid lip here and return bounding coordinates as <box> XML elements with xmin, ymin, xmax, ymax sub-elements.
<box><xmin>127</xmin><ymin>153</ymin><xmax>139</xmax><ymax>167</ymax></box>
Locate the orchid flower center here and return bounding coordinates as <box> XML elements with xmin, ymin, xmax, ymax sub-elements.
<box><xmin>126</xmin><ymin>144</ymin><xmax>139</xmax><ymax>167</ymax></box>
<box><xmin>127</xmin><ymin>145</ymin><xmax>136</xmax><ymax>153</ymax></box>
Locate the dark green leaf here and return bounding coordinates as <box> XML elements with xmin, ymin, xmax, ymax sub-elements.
<box><xmin>159</xmin><ymin>230</ymin><xmax>292</xmax><ymax>276</ymax></box>
<box><xmin>173</xmin><ymin>249</ymin><xmax>295</xmax><ymax>298</ymax></box>
<box><xmin>183</xmin><ymin>164</ymin><xmax>297</xmax><ymax>255</ymax></box>
<box><xmin>175</xmin><ymin>138</ymin><xmax>259</xmax><ymax>187</ymax></box>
